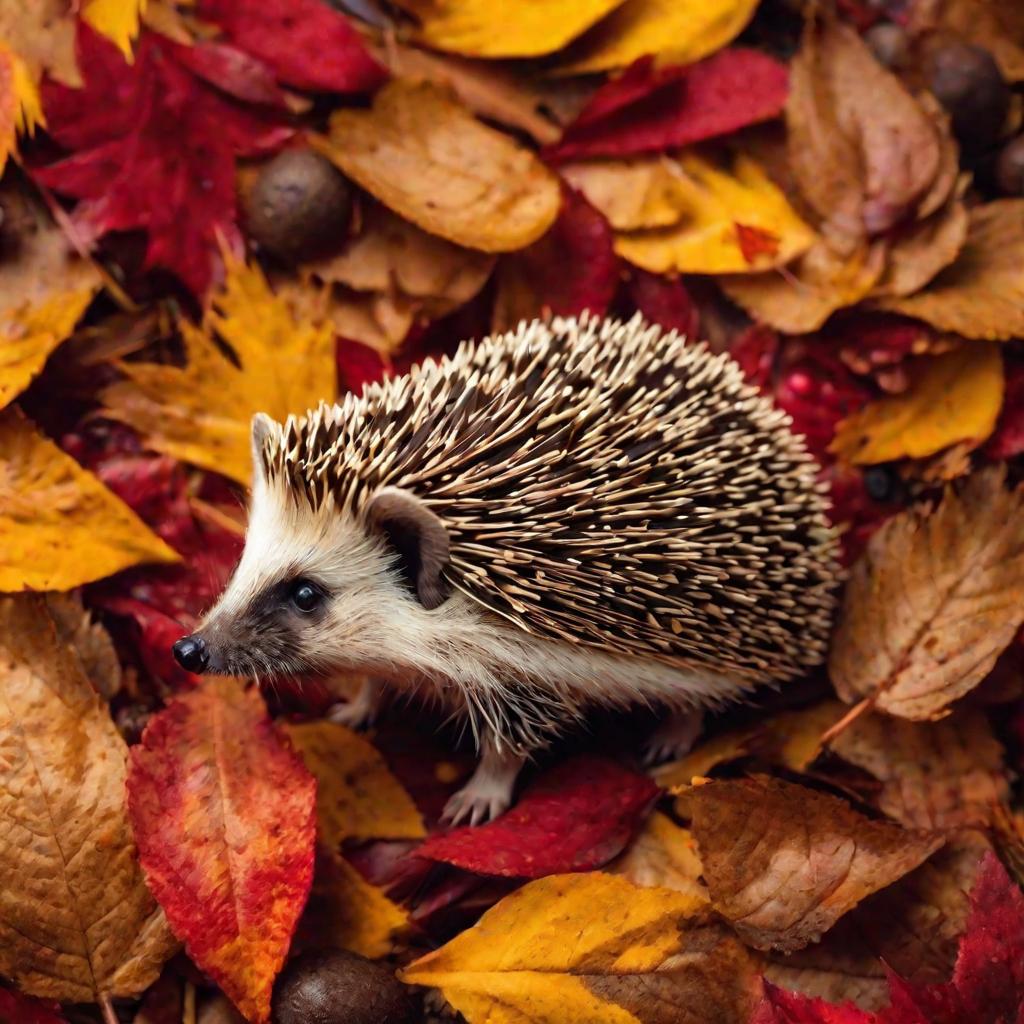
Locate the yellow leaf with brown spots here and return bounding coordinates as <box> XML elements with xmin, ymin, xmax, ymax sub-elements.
<box><xmin>829</xmin><ymin>466</ymin><xmax>1024</xmax><ymax>720</ymax></box>
<box><xmin>312</xmin><ymin>81</ymin><xmax>561</xmax><ymax>253</ymax></box>
<box><xmin>0</xmin><ymin>408</ymin><xmax>179</xmax><ymax>591</ymax></box>
<box><xmin>830</xmin><ymin>343</ymin><xmax>1004</xmax><ymax>465</ymax></box>
<box><xmin>0</xmin><ymin>594</ymin><xmax>177</xmax><ymax>1004</ymax></box>
<box><xmin>400</xmin><ymin>872</ymin><xmax>761</xmax><ymax>1024</ymax></box>
<box><xmin>100</xmin><ymin>257</ymin><xmax>336</xmax><ymax>485</ymax></box>
<box><xmin>607</xmin><ymin>812</ymin><xmax>707</xmax><ymax>899</ymax></box>
<box><xmin>397</xmin><ymin>0</ymin><xmax>626</xmax><ymax>58</ymax></box>
<box><xmin>285</xmin><ymin>721</ymin><xmax>426</xmax><ymax>846</ymax></box>
<box><xmin>615</xmin><ymin>152</ymin><xmax>814</xmax><ymax>274</ymax></box>
<box><xmin>556</xmin><ymin>0</ymin><xmax>759</xmax><ymax>74</ymax></box>
<box><xmin>874</xmin><ymin>201</ymin><xmax>1024</xmax><ymax>340</ymax></box>
<box><xmin>690</xmin><ymin>776</ymin><xmax>943</xmax><ymax>952</ymax></box>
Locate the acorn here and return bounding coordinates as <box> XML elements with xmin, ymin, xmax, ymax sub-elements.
<box><xmin>272</xmin><ymin>950</ymin><xmax>416</xmax><ymax>1024</ymax></box>
<box><xmin>924</xmin><ymin>41</ymin><xmax>1009</xmax><ymax>151</ymax></box>
<box><xmin>243</xmin><ymin>149</ymin><xmax>352</xmax><ymax>263</ymax></box>
<box><xmin>996</xmin><ymin>135</ymin><xmax>1024</xmax><ymax>195</ymax></box>
<box><xmin>864</xmin><ymin>22</ymin><xmax>908</xmax><ymax>70</ymax></box>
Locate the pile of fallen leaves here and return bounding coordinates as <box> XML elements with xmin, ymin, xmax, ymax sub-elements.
<box><xmin>2</xmin><ymin>0</ymin><xmax>1024</xmax><ymax>1022</ymax></box>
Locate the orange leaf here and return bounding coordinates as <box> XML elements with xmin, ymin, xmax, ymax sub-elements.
<box><xmin>735</xmin><ymin>222</ymin><xmax>780</xmax><ymax>265</ymax></box>
<box><xmin>128</xmin><ymin>677</ymin><xmax>317</xmax><ymax>1024</ymax></box>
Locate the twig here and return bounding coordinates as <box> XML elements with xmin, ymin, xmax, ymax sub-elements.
<box><xmin>183</xmin><ymin>980</ymin><xmax>197</xmax><ymax>1024</ymax></box>
<box><xmin>99</xmin><ymin>994</ymin><xmax>119</xmax><ymax>1024</ymax></box>
<box><xmin>818</xmin><ymin>696</ymin><xmax>873</xmax><ymax>747</ymax></box>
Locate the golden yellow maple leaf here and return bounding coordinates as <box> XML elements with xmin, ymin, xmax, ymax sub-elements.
<box><xmin>557</xmin><ymin>0</ymin><xmax>759</xmax><ymax>73</ymax></box>
<box><xmin>0</xmin><ymin>408</ymin><xmax>179</xmax><ymax>592</ymax></box>
<box><xmin>396</xmin><ymin>0</ymin><xmax>626</xmax><ymax>58</ymax></box>
<box><xmin>400</xmin><ymin>872</ymin><xmax>761</xmax><ymax>1024</ymax></box>
<box><xmin>614</xmin><ymin>152</ymin><xmax>815</xmax><ymax>274</ymax></box>
<box><xmin>830</xmin><ymin>343</ymin><xmax>1004</xmax><ymax>464</ymax></box>
<box><xmin>100</xmin><ymin>258</ymin><xmax>336</xmax><ymax>485</ymax></box>
<box><xmin>82</xmin><ymin>0</ymin><xmax>147</xmax><ymax>59</ymax></box>
<box><xmin>311</xmin><ymin>80</ymin><xmax>561</xmax><ymax>253</ymax></box>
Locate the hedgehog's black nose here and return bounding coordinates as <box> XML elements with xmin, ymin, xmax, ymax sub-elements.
<box><xmin>173</xmin><ymin>635</ymin><xmax>209</xmax><ymax>673</ymax></box>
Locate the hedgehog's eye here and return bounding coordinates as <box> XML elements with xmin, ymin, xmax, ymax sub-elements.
<box><xmin>290</xmin><ymin>580</ymin><xmax>322</xmax><ymax>614</ymax></box>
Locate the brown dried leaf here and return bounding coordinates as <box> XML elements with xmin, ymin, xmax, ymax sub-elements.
<box><xmin>0</xmin><ymin>595</ymin><xmax>177</xmax><ymax>1003</ymax></box>
<box><xmin>721</xmin><ymin>236</ymin><xmax>886</xmax><ymax>334</ymax></box>
<box><xmin>829</xmin><ymin>710</ymin><xmax>1009</xmax><ymax>831</ymax></box>
<box><xmin>312</xmin><ymin>80</ymin><xmax>561</xmax><ymax>252</ymax></box>
<box><xmin>0</xmin><ymin>0</ymin><xmax>80</xmax><ymax>90</ymax></box>
<box><xmin>606</xmin><ymin>811</ymin><xmax>707</xmax><ymax>899</ymax></box>
<box><xmin>911</xmin><ymin>0</ymin><xmax>1024</xmax><ymax>81</ymax></box>
<box><xmin>689</xmin><ymin>776</ymin><xmax>943</xmax><ymax>952</ymax></box>
<box><xmin>44</xmin><ymin>592</ymin><xmax>123</xmax><ymax>700</ymax></box>
<box><xmin>829</xmin><ymin>466</ymin><xmax>1024</xmax><ymax>719</ymax></box>
<box><xmin>874</xmin><ymin>201</ymin><xmax>1024</xmax><ymax>340</ymax></box>
<box><xmin>787</xmin><ymin>19</ymin><xmax>941</xmax><ymax>239</ymax></box>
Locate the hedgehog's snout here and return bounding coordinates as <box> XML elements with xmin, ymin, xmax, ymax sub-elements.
<box><xmin>172</xmin><ymin>634</ymin><xmax>210</xmax><ymax>673</ymax></box>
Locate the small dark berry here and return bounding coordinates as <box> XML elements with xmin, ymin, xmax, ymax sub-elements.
<box><xmin>996</xmin><ymin>135</ymin><xmax>1024</xmax><ymax>195</ymax></box>
<box><xmin>864</xmin><ymin>23</ymin><xmax>909</xmax><ymax>69</ymax></box>
<box><xmin>244</xmin><ymin>149</ymin><xmax>352</xmax><ymax>263</ymax></box>
<box><xmin>272</xmin><ymin>949</ymin><xmax>416</xmax><ymax>1024</ymax></box>
<box><xmin>864</xmin><ymin>465</ymin><xmax>896</xmax><ymax>503</ymax></box>
<box><xmin>925</xmin><ymin>41</ymin><xmax>1009</xmax><ymax>152</ymax></box>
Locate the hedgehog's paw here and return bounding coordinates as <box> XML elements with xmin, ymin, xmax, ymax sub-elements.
<box><xmin>643</xmin><ymin>707</ymin><xmax>704</xmax><ymax>766</ymax></box>
<box><xmin>326</xmin><ymin>677</ymin><xmax>382</xmax><ymax>731</ymax></box>
<box><xmin>442</xmin><ymin>742</ymin><xmax>526</xmax><ymax>826</ymax></box>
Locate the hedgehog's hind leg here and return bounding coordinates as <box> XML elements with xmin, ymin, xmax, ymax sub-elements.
<box><xmin>327</xmin><ymin>676</ymin><xmax>384</xmax><ymax>730</ymax></box>
<box><xmin>443</xmin><ymin>736</ymin><xmax>526</xmax><ymax>826</ymax></box>
<box><xmin>643</xmin><ymin>706</ymin><xmax>704</xmax><ymax>765</ymax></box>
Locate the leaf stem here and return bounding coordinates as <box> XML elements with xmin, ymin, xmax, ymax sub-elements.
<box><xmin>99</xmin><ymin>994</ymin><xmax>119</xmax><ymax>1024</ymax></box>
<box><xmin>818</xmin><ymin>697</ymin><xmax>872</xmax><ymax>746</ymax></box>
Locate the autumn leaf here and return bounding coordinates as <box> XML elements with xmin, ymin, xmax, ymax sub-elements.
<box><xmin>606</xmin><ymin>811</ymin><xmax>707</xmax><ymax>900</ymax></box>
<box><xmin>830</xmin><ymin>710</ymin><xmax>1009</xmax><ymax>831</ymax></box>
<box><xmin>44</xmin><ymin>591</ymin><xmax>123</xmax><ymax>700</ymax></box>
<box><xmin>302</xmin><ymin>202</ymin><xmax>495</xmax><ymax>355</ymax></box>
<box><xmin>313</xmin><ymin>80</ymin><xmax>560</xmax><ymax>253</ymax></box>
<box><xmin>0</xmin><ymin>408</ymin><xmax>179</xmax><ymax>591</ymax></box>
<box><xmin>987</xmin><ymin>360</ymin><xmax>1024</xmax><ymax>459</ymax></box>
<box><xmin>396</xmin><ymin>0</ymin><xmax>625</xmax><ymax>58</ymax></box>
<box><xmin>546</xmin><ymin>49</ymin><xmax>788</xmax><ymax>162</ymax></box>
<box><xmin>556</xmin><ymin>0</ymin><xmax>760</xmax><ymax>74</ymax></box>
<box><xmin>0</xmin><ymin>1</ymin><xmax>80</xmax><ymax>97</ymax></box>
<box><xmin>127</xmin><ymin>677</ymin><xmax>317</xmax><ymax>1024</ymax></box>
<box><xmin>0</xmin><ymin>46</ymin><xmax>17</xmax><ymax>173</ymax></box>
<box><xmin>830</xmin><ymin>343</ymin><xmax>1004</xmax><ymax>464</ymax></box>
<box><xmin>616</xmin><ymin>152</ymin><xmax>814</xmax><ymax>274</ymax></box>
<box><xmin>284</xmin><ymin>720</ymin><xmax>426</xmax><ymax>847</ymax></box>
<box><xmin>874</xmin><ymin>201</ymin><xmax>1024</xmax><ymax>341</ymax></box>
<box><xmin>625</xmin><ymin>268</ymin><xmax>699</xmax><ymax>336</ymax></box>
<box><xmin>33</xmin><ymin>25</ymin><xmax>291</xmax><ymax>296</ymax></box>
<box><xmin>418</xmin><ymin>756</ymin><xmax>659</xmax><ymax>878</ymax></box>
<box><xmin>829</xmin><ymin>466</ymin><xmax>1024</xmax><ymax>720</ymax></box>
<box><xmin>100</xmin><ymin>257</ymin><xmax>336</xmax><ymax>484</ymax></box>
<box><xmin>400</xmin><ymin>873</ymin><xmax>761</xmax><ymax>1024</ymax></box>
<box><xmin>492</xmin><ymin>187</ymin><xmax>618</xmax><ymax>333</ymax></box>
<box><xmin>196</xmin><ymin>0</ymin><xmax>385</xmax><ymax>92</ymax></box>
<box><xmin>0</xmin><ymin>594</ymin><xmax>177</xmax><ymax>1004</ymax></box>
<box><xmin>909</xmin><ymin>0</ymin><xmax>1024</xmax><ymax>81</ymax></box>
<box><xmin>690</xmin><ymin>776</ymin><xmax>943</xmax><ymax>952</ymax></box>
<box><xmin>81</xmin><ymin>0</ymin><xmax>146</xmax><ymax>58</ymax></box>
<box><xmin>0</xmin><ymin>987</ymin><xmax>66</xmax><ymax>1024</ymax></box>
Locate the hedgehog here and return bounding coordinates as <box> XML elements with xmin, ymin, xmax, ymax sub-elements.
<box><xmin>172</xmin><ymin>315</ymin><xmax>842</xmax><ymax>824</ymax></box>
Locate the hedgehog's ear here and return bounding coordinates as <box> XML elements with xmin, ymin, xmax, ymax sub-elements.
<box><xmin>365</xmin><ymin>487</ymin><xmax>450</xmax><ymax>610</ymax></box>
<box><xmin>250</xmin><ymin>413</ymin><xmax>275</xmax><ymax>489</ymax></box>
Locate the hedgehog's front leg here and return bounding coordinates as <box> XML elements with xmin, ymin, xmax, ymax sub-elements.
<box><xmin>327</xmin><ymin>676</ymin><xmax>384</xmax><ymax>730</ymax></box>
<box><xmin>443</xmin><ymin>735</ymin><xmax>526</xmax><ymax>826</ymax></box>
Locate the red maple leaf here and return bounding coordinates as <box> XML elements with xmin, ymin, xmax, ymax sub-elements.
<box><xmin>417</xmin><ymin>755</ymin><xmax>659</xmax><ymax>878</ymax></box>
<box><xmin>32</xmin><ymin>25</ymin><xmax>293</xmax><ymax>296</ymax></box>
<box><xmin>752</xmin><ymin>852</ymin><xmax>1024</xmax><ymax>1024</ymax></box>
<box><xmin>736</xmin><ymin>222</ymin><xmax>782</xmax><ymax>264</ymax></box>
<box><xmin>545</xmin><ymin>48</ymin><xmax>788</xmax><ymax>163</ymax></box>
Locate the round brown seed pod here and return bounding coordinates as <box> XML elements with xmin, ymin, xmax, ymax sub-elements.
<box><xmin>244</xmin><ymin>149</ymin><xmax>352</xmax><ymax>262</ymax></box>
<box><xmin>272</xmin><ymin>949</ymin><xmax>416</xmax><ymax>1024</ymax></box>
<box><xmin>924</xmin><ymin>41</ymin><xmax>1009</xmax><ymax>152</ymax></box>
<box><xmin>996</xmin><ymin>135</ymin><xmax>1024</xmax><ymax>195</ymax></box>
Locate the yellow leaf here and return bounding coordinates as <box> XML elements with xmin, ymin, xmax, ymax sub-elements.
<box><xmin>82</xmin><ymin>0</ymin><xmax>147</xmax><ymax>59</ymax></box>
<box><xmin>606</xmin><ymin>812</ymin><xmax>707</xmax><ymax>899</ymax></box>
<box><xmin>560</xmin><ymin>156</ymin><xmax>693</xmax><ymax>231</ymax></box>
<box><xmin>0</xmin><ymin>45</ymin><xmax>15</xmax><ymax>172</ymax></box>
<box><xmin>874</xmin><ymin>200</ymin><xmax>1024</xmax><ymax>340</ymax></box>
<box><xmin>285</xmin><ymin>721</ymin><xmax>426</xmax><ymax>846</ymax></box>
<box><xmin>557</xmin><ymin>0</ymin><xmax>759</xmax><ymax>74</ymax></box>
<box><xmin>614</xmin><ymin>152</ymin><xmax>815</xmax><ymax>274</ymax></box>
<box><xmin>312</xmin><ymin>80</ymin><xmax>561</xmax><ymax>253</ymax></box>
<box><xmin>100</xmin><ymin>258</ymin><xmax>336</xmax><ymax>485</ymax></box>
<box><xmin>398</xmin><ymin>0</ymin><xmax>626</xmax><ymax>58</ymax></box>
<box><xmin>299</xmin><ymin>847</ymin><xmax>408</xmax><ymax>960</ymax></box>
<box><xmin>401</xmin><ymin>873</ymin><xmax>761</xmax><ymax>1024</ymax></box>
<box><xmin>0</xmin><ymin>408</ymin><xmax>179</xmax><ymax>591</ymax></box>
<box><xmin>830</xmin><ymin>344</ymin><xmax>1004</xmax><ymax>464</ymax></box>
